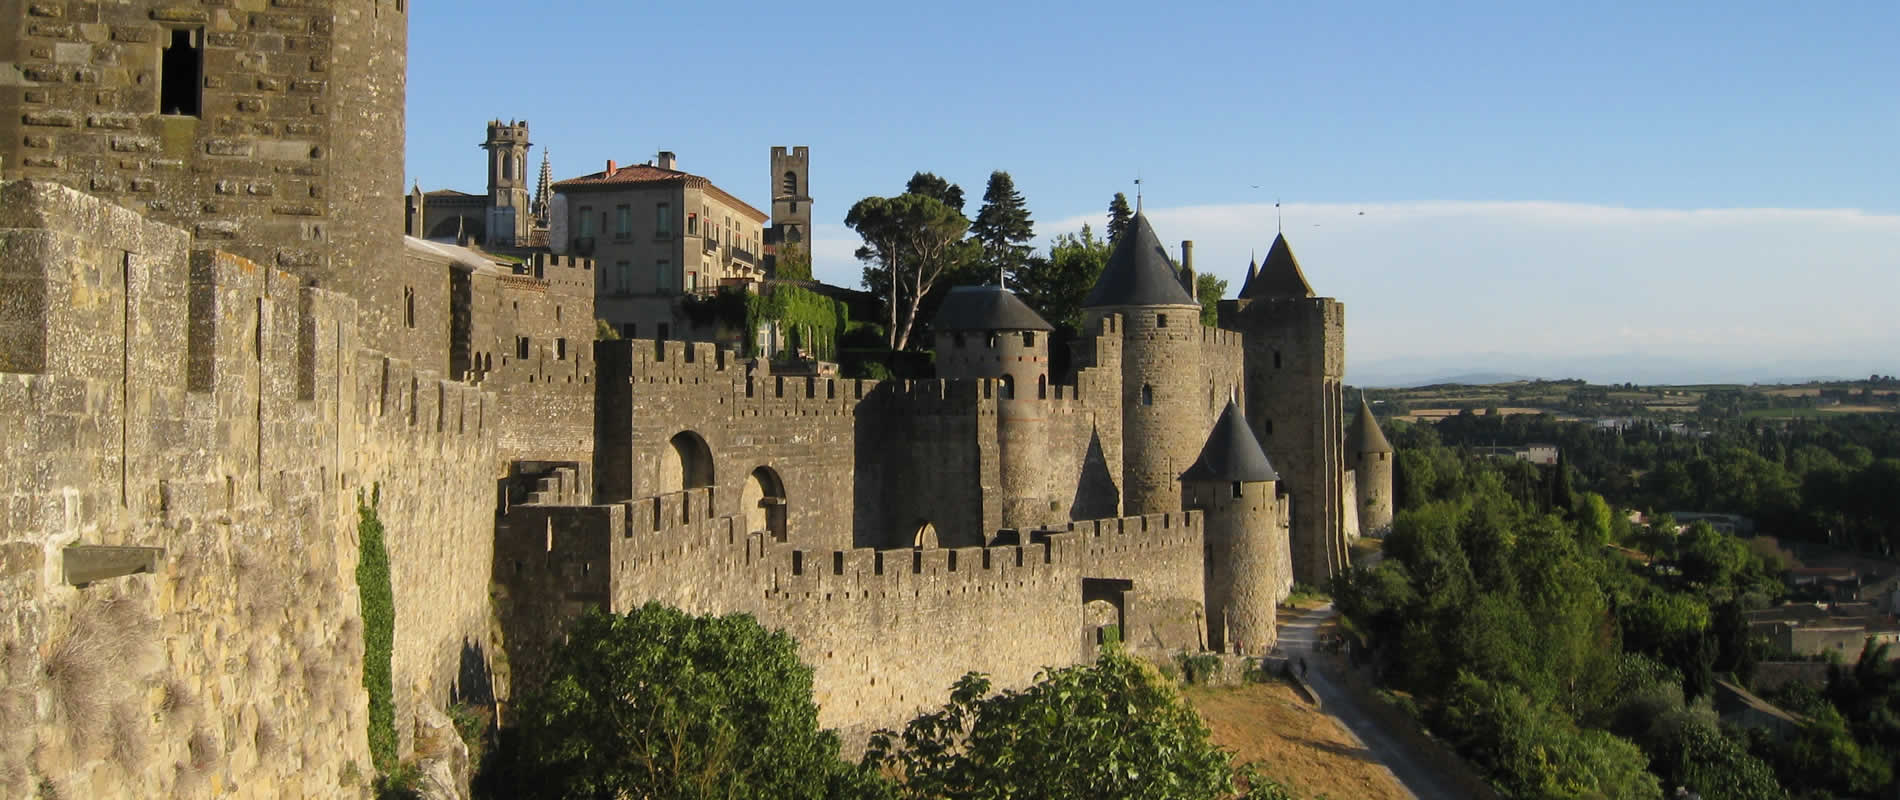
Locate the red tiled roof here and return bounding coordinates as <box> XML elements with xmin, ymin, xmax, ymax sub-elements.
<box><xmin>553</xmin><ymin>163</ymin><xmax>768</xmax><ymax>222</ymax></box>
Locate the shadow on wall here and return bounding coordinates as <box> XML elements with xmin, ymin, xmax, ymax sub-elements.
<box><xmin>1070</xmin><ymin>428</ymin><xmax>1119</xmax><ymax>521</ymax></box>
<box><xmin>851</xmin><ymin>399</ymin><xmax>887</xmax><ymax>549</ymax></box>
<box><xmin>453</xmin><ymin>637</ymin><xmax>497</xmax><ymax>711</ymax></box>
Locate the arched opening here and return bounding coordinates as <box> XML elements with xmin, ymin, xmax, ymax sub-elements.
<box><xmin>1038</xmin><ymin>374</ymin><xmax>1048</xmax><ymax>399</ymax></box>
<box><xmin>782</xmin><ymin>170</ymin><xmax>798</xmax><ymax>196</ymax></box>
<box><xmin>912</xmin><ymin>521</ymin><xmax>938</xmax><ymax>550</ymax></box>
<box><xmin>742</xmin><ymin>466</ymin><xmax>788</xmax><ymax>541</ymax></box>
<box><xmin>999</xmin><ymin>374</ymin><xmax>1014</xmax><ymax>399</ymax></box>
<box><xmin>657</xmin><ymin>431</ymin><xmax>715</xmax><ymax>495</ymax></box>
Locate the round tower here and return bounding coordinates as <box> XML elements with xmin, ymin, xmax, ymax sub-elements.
<box><xmin>1348</xmin><ymin>394</ymin><xmax>1395</xmax><ymax>535</ymax></box>
<box><xmin>1181</xmin><ymin>400</ymin><xmax>1286</xmax><ymax>654</ymax></box>
<box><xmin>933</xmin><ymin>285</ymin><xmax>1057</xmax><ymax>530</ymax></box>
<box><xmin>1083</xmin><ymin>213</ymin><xmax>1205</xmax><ymax>516</ymax></box>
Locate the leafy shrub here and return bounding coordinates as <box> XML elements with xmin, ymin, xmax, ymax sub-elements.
<box><xmin>356</xmin><ymin>487</ymin><xmax>398</xmax><ymax>774</ymax></box>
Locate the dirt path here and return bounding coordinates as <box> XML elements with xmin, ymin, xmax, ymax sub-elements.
<box><xmin>1276</xmin><ymin>603</ymin><xmax>1470</xmax><ymax>800</ymax></box>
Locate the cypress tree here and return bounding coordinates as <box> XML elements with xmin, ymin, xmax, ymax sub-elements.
<box><xmin>972</xmin><ymin>171</ymin><xmax>1034</xmax><ymax>285</ymax></box>
<box><xmin>1106</xmin><ymin>192</ymin><xmax>1134</xmax><ymax>245</ymax></box>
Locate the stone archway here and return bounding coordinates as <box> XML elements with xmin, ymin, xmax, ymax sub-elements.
<box><xmin>657</xmin><ymin>431</ymin><xmax>714</xmax><ymax>495</ymax></box>
<box><xmin>742</xmin><ymin>466</ymin><xmax>787</xmax><ymax>541</ymax></box>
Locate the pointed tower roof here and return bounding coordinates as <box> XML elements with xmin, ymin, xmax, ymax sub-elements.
<box><xmin>1180</xmin><ymin>401</ymin><xmax>1280</xmax><ymax>483</ymax></box>
<box><xmin>1347</xmin><ymin>394</ymin><xmax>1394</xmax><ymax>454</ymax></box>
<box><xmin>1083</xmin><ymin>213</ymin><xmax>1197</xmax><ymax>308</ymax></box>
<box><xmin>932</xmin><ymin>285</ymin><xmax>1054</xmax><ymax>332</ymax></box>
<box><xmin>1239</xmin><ymin>257</ymin><xmax>1259</xmax><ymax>296</ymax></box>
<box><xmin>1241</xmin><ymin>233</ymin><xmax>1314</xmax><ymax>299</ymax></box>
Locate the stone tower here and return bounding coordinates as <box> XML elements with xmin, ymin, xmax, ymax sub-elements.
<box><xmin>1347</xmin><ymin>394</ymin><xmax>1395</xmax><ymax>535</ymax></box>
<box><xmin>483</xmin><ymin>119</ymin><xmax>533</xmax><ymax>247</ymax></box>
<box><xmin>768</xmin><ymin>145</ymin><xmax>812</xmax><ymax>251</ymax></box>
<box><xmin>1</xmin><ymin>0</ymin><xmax>408</xmax><ymax>348</ymax></box>
<box><xmin>933</xmin><ymin>285</ymin><xmax>1058</xmax><ymax>530</ymax></box>
<box><xmin>1181</xmin><ymin>400</ymin><xmax>1288</xmax><ymax>654</ymax></box>
<box><xmin>1083</xmin><ymin>213</ymin><xmax>1205</xmax><ymax>516</ymax></box>
<box><xmin>1220</xmin><ymin>232</ymin><xmax>1349</xmax><ymax>585</ymax></box>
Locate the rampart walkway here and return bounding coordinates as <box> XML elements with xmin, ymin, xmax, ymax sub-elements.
<box><xmin>1276</xmin><ymin>603</ymin><xmax>1471</xmax><ymax>800</ymax></box>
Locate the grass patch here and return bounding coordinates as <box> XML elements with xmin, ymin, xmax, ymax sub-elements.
<box><xmin>357</xmin><ymin>485</ymin><xmax>398</xmax><ymax>775</ymax></box>
<box><xmin>1282</xmin><ymin>582</ymin><xmax>1332</xmax><ymax>608</ymax></box>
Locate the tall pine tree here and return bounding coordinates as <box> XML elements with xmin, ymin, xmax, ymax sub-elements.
<box><xmin>1106</xmin><ymin>192</ymin><xmax>1133</xmax><ymax>245</ymax></box>
<box><xmin>972</xmin><ymin>171</ymin><xmax>1034</xmax><ymax>286</ymax></box>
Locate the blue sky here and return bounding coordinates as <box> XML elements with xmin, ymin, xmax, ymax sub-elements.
<box><xmin>407</xmin><ymin>1</ymin><xmax>1898</xmax><ymax>383</ymax></box>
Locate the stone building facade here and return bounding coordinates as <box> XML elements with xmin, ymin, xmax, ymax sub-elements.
<box><xmin>2</xmin><ymin>1</ymin><xmax>1388</xmax><ymax>793</ymax></box>
<box><xmin>550</xmin><ymin>153</ymin><xmax>768</xmax><ymax>341</ymax></box>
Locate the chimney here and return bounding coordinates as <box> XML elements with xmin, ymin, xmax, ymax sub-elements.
<box><xmin>1181</xmin><ymin>240</ymin><xmax>1194</xmax><ymax>272</ymax></box>
<box><xmin>657</xmin><ymin>151</ymin><xmax>677</xmax><ymax>171</ymax></box>
<box><xmin>605</xmin><ymin>159</ymin><xmax>616</xmax><ymax>176</ymax></box>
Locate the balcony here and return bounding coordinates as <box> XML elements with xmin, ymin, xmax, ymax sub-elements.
<box><xmin>701</xmin><ymin>236</ymin><xmax>719</xmax><ymax>253</ymax></box>
<box><xmin>729</xmin><ymin>246</ymin><xmax>756</xmax><ymax>266</ymax></box>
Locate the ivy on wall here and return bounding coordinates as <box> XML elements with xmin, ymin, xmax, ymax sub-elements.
<box><xmin>681</xmin><ymin>285</ymin><xmax>849</xmax><ymax>360</ymax></box>
<box><xmin>356</xmin><ymin>485</ymin><xmax>398</xmax><ymax>773</ymax></box>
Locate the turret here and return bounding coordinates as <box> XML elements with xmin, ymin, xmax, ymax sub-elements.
<box><xmin>1083</xmin><ymin>213</ymin><xmax>1205</xmax><ymax>516</ymax></box>
<box><xmin>1181</xmin><ymin>401</ymin><xmax>1290</xmax><ymax>654</ymax></box>
<box><xmin>1347</xmin><ymin>394</ymin><xmax>1395</xmax><ymax>535</ymax></box>
<box><xmin>482</xmin><ymin>119</ymin><xmax>534</xmax><ymax>246</ymax></box>
<box><xmin>934</xmin><ymin>285</ymin><xmax>1057</xmax><ymax>529</ymax></box>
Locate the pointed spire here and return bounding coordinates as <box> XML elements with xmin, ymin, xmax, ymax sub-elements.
<box><xmin>1083</xmin><ymin>213</ymin><xmax>1198</xmax><ymax>308</ymax></box>
<box><xmin>1348</xmin><ymin>393</ymin><xmax>1394</xmax><ymax>454</ymax></box>
<box><xmin>532</xmin><ymin>151</ymin><xmax>554</xmax><ymax>227</ymax></box>
<box><xmin>1180</xmin><ymin>401</ymin><xmax>1279</xmax><ymax>483</ymax></box>
<box><xmin>1239</xmin><ymin>257</ymin><xmax>1259</xmax><ymax>297</ymax></box>
<box><xmin>1241</xmin><ymin>232</ymin><xmax>1314</xmax><ymax>299</ymax></box>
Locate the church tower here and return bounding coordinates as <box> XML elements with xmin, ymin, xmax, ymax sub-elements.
<box><xmin>483</xmin><ymin>119</ymin><xmax>534</xmax><ymax>246</ymax></box>
<box><xmin>766</xmin><ymin>146</ymin><xmax>812</xmax><ymax>274</ymax></box>
<box><xmin>1182</xmin><ymin>400</ymin><xmax>1289</xmax><ymax>654</ymax></box>
<box><xmin>1220</xmin><ymin>232</ymin><xmax>1350</xmax><ymax>585</ymax></box>
<box><xmin>1083</xmin><ymin>213</ymin><xmax>1206</xmax><ymax>516</ymax></box>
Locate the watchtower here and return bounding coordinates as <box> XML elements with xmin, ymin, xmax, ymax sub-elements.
<box><xmin>483</xmin><ymin>119</ymin><xmax>534</xmax><ymax>246</ymax></box>
<box><xmin>1</xmin><ymin>0</ymin><xmax>409</xmax><ymax>346</ymax></box>
<box><xmin>933</xmin><ymin>285</ymin><xmax>1057</xmax><ymax>530</ymax></box>
<box><xmin>1220</xmin><ymin>233</ymin><xmax>1349</xmax><ymax>585</ymax></box>
<box><xmin>1082</xmin><ymin>213</ymin><xmax>1206</xmax><ymax>516</ymax></box>
<box><xmin>1347</xmin><ymin>394</ymin><xmax>1395</xmax><ymax>535</ymax></box>
<box><xmin>1181</xmin><ymin>400</ymin><xmax>1288</xmax><ymax>654</ymax></box>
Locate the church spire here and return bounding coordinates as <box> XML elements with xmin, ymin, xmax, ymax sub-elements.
<box><xmin>532</xmin><ymin>151</ymin><xmax>554</xmax><ymax>227</ymax></box>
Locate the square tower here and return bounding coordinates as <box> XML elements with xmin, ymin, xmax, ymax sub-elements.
<box><xmin>766</xmin><ymin>145</ymin><xmax>811</xmax><ymax>252</ymax></box>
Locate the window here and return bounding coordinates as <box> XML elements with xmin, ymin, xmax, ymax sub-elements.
<box><xmin>999</xmin><ymin>375</ymin><xmax>1014</xmax><ymax>399</ymax></box>
<box><xmin>1156</xmin><ymin>313</ymin><xmax>1168</xmax><ymax>328</ymax></box>
<box><xmin>622</xmin><ymin>323</ymin><xmax>637</xmax><ymax>339</ymax></box>
<box><xmin>1141</xmin><ymin>384</ymin><xmax>1153</xmax><ymax>406</ymax></box>
<box><xmin>614</xmin><ymin>261</ymin><xmax>631</xmax><ymax>294</ymax></box>
<box><xmin>1273</xmin><ymin>351</ymin><xmax>1282</xmax><ymax>369</ymax></box>
<box><xmin>615</xmin><ymin>205</ymin><xmax>632</xmax><ymax>238</ymax></box>
<box><xmin>1231</xmin><ymin>481</ymin><xmax>1243</xmax><ymax>499</ymax></box>
<box><xmin>656</xmin><ymin>259</ymin><xmax>672</xmax><ymax>291</ymax></box>
<box><xmin>578</xmin><ymin>206</ymin><xmax>594</xmax><ymax>237</ymax></box>
<box><xmin>1022</xmin><ymin>332</ymin><xmax>1036</xmax><ymax>347</ymax></box>
<box><xmin>656</xmin><ymin>203</ymin><xmax>672</xmax><ymax>236</ymax></box>
<box><xmin>402</xmin><ymin>287</ymin><xmax>415</xmax><ymax>328</ymax></box>
<box><xmin>952</xmin><ymin>332</ymin><xmax>965</xmax><ymax>349</ymax></box>
<box><xmin>160</xmin><ymin>28</ymin><xmax>203</xmax><ymax>117</ymax></box>
<box><xmin>687</xmin><ymin>213</ymin><xmax>698</xmax><ymax>235</ymax></box>
<box><xmin>516</xmin><ymin>337</ymin><xmax>530</xmax><ymax>360</ymax></box>
<box><xmin>783</xmin><ymin>171</ymin><xmax>798</xmax><ymax>196</ymax></box>
<box><xmin>556</xmin><ymin>338</ymin><xmax>567</xmax><ymax>360</ymax></box>
<box><xmin>686</xmin><ymin>271</ymin><xmax>697</xmax><ymax>292</ymax></box>
<box><xmin>1263</xmin><ymin>419</ymin><xmax>1273</xmax><ymax>436</ymax></box>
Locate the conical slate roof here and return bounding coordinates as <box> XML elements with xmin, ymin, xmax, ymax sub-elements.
<box><xmin>1239</xmin><ymin>258</ymin><xmax>1259</xmax><ymax>296</ymax></box>
<box><xmin>932</xmin><ymin>285</ymin><xmax>1054</xmax><ymax>331</ymax></box>
<box><xmin>1083</xmin><ymin>213</ymin><xmax>1197</xmax><ymax>308</ymax></box>
<box><xmin>1180</xmin><ymin>401</ymin><xmax>1280</xmax><ymax>483</ymax></box>
<box><xmin>1241</xmin><ymin>233</ymin><xmax>1314</xmax><ymax>299</ymax></box>
<box><xmin>1347</xmin><ymin>395</ymin><xmax>1394</xmax><ymax>454</ymax></box>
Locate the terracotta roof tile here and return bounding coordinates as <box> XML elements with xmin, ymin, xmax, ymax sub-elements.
<box><xmin>553</xmin><ymin>163</ymin><xmax>767</xmax><ymax>222</ymax></box>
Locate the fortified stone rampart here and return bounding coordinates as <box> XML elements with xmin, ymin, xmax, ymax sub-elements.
<box><xmin>0</xmin><ymin>181</ymin><xmax>495</xmax><ymax>797</ymax></box>
<box><xmin>494</xmin><ymin>483</ymin><xmax>1209</xmax><ymax>742</ymax></box>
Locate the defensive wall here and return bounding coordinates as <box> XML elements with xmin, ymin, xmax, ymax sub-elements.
<box><xmin>0</xmin><ymin>181</ymin><xmax>495</xmax><ymax>797</ymax></box>
<box><xmin>494</xmin><ymin>482</ymin><xmax>1210</xmax><ymax>743</ymax></box>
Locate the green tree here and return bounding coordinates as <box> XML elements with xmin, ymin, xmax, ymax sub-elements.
<box><xmin>509</xmin><ymin>604</ymin><xmax>885</xmax><ymax>800</ymax></box>
<box><xmin>847</xmin><ymin>193</ymin><xmax>979</xmax><ymax>351</ymax></box>
<box><xmin>905</xmin><ymin>172</ymin><xmax>965</xmax><ymax>213</ymax></box>
<box><xmin>970</xmin><ymin>171</ymin><xmax>1034</xmax><ymax>286</ymax></box>
<box><xmin>865</xmin><ymin>652</ymin><xmax>1235</xmax><ymax>800</ymax></box>
<box><xmin>1010</xmin><ymin>224</ymin><xmax>1110</xmax><ymax>334</ymax></box>
<box><xmin>1106</xmin><ymin>192</ymin><xmax>1133</xmax><ymax>245</ymax></box>
<box><xmin>1195</xmin><ymin>273</ymin><xmax>1226</xmax><ymax>326</ymax></box>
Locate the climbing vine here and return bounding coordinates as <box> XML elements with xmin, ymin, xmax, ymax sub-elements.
<box><xmin>745</xmin><ymin>285</ymin><xmax>848</xmax><ymax>360</ymax></box>
<box><xmin>356</xmin><ymin>485</ymin><xmax>398</xmax><ymax>774</ymax></box>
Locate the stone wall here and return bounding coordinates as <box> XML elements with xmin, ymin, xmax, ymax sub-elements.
<box><xmin>0</xmin><ymin>181</ymin><xmax>495</xmax><ymax>797</ymax></box>
<box><xmin>494</xmin><ymin>488</ymin><xmax>1209</xmax><ymax>744</ymax></box>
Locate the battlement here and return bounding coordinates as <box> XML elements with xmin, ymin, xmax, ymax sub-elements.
<box><xmin>1200</xmin><ymin>325</ymin><xmax>1244</xmax><ymax>349</ymax></box>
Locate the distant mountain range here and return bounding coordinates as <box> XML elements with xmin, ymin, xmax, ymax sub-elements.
<box><xmin>1349</xmin><ymin>353</ymin><xmax>1874</xmax><ymax>388</ymax></box>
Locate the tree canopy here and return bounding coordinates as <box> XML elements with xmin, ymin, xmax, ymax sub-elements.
<box><xmin>1106</xmin><ymin>192</ymin><xmax>1133</xmax><ymax>245</ymax></box>
<box><xmin>905</xmin><ymin>172</ymin><xmax>965</xmax><ymax>213</ymax></box>
<box><xmin>1009</xmin><ymin>224</ymin><xmax>1110</xmax><ymax>335</ymax></box>
<box><xmin>847</xmin><ymin>193</ymin><xmax>979</xmax><ymax>351</ymax></box>
<box><xmin>505</xmin><ymin>603</ymin><xmax>884</xmax><ymax>800</ymax></box>
<box><xmin>971</xmin><ymin>171</ymin><xmax>1034</xmax><ymax>287</ymax></box>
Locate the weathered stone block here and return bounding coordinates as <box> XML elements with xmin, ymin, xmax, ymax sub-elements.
<box><xmin>62</xmin><ymin>545</ymin><xmax>164</xmax><ymax>585</ymax></box>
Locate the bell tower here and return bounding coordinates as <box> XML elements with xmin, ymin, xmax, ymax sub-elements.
<box><xmin>483</xmin><ymin>119</ymin><xmax>534</xmax><ymax>246</ymax></box>
<box><xmin>766</xmin><ymin>146</ymin><xmax>812</xmax><ymax>271</ymax></box>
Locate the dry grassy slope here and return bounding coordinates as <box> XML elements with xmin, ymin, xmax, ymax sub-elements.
<box><xmin>1185</xmin><ymin>681</ymin><xmax>1410</xmax><ymax>800</ymax></box>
